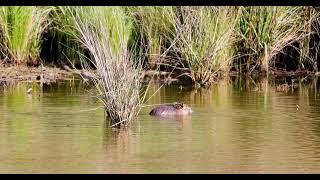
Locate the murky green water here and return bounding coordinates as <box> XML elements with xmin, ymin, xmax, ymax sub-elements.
<box><xmin>1</xmin><ymin>77</ymin><xmax>320</xmax><ymax>173</ymax></box>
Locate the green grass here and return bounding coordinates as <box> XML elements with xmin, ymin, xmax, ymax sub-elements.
<box><xmin>0</xmin><ymin>6</ymin><xmax>52</xmax><ymax>65</ymax></box>
<box><xmin>1</xmin><ymin>6</ymin><xmax>320</xmax><ymax>88</ymax></box>
<box><xmin>128</xmin><ymin>7</ymin><xmax>177</xmax><ymax>69</ymax></box>
<box><xmin>170</xmin><ymin>7</ymin><xmax>240</xmax><ymax>86</ymax></box>
<box><xmin>47</xmin><ymin>6</ymin><xmax>89</xmax><ymax>66</ymax></box>
<box><xmin>235</xmin><ymin>6</ymin><xmax>315</xmax><ymax>73</ymax></box>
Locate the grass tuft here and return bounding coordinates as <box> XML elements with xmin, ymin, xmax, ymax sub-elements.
<box><xmin>63</xmin><ymin>6</ymin><xmax>151</xmax><ymax>127</ymax></box>
<box><xmin>0</xmin><ymin>6</ymin><xmax>52</xmax><ymax>65</ymax></box>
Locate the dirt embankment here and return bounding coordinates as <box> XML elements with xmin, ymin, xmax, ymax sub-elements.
<box><xmin>1</xmin><ymin>63</ymin><xmax>319</xmax><ymax>88</ymax></box>
<box><xmin>0</xmin><ymin>64</ymin><xmax>76</xmax><ymax>86</ymax></box>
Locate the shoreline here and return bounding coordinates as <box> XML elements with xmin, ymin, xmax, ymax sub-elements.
<box><xmin>0</xmin><ymin>65</ymin><xmax>75</xmax><ymax>86</ymax></box>
<box><xmin>1</xmin><ymin>64</ymin><xmax>318</xmax><ymax>87</ymax></box>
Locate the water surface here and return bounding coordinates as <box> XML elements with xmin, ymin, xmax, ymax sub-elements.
<box><xmin>1</xmin><ymin>77</ymin><xmax>320</xmax><ymax>173</ymax></box>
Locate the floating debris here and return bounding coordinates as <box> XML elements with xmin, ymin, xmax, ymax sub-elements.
<box><xmin>276</xmin><ymin>83</ymin><xmax>290</xmax><ymax>93</ymax></box>
<box><xmin>27</xmin><ymin>88</ymin><xmax>32</xmax><ymax>94</ymax></box>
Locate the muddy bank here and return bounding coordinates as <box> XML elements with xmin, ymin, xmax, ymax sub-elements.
<box><xmin>0</xmin><ymin>64</ymin><xmax>174</xmax><ymax>87</ymax></box>
<box><xmin>229</xmin><ymin>69</ymin><xmax>316</xmax><ymax>78</ymax></box>
<box><xmin>1</xmin><ymin>63</ymin><xmax>320</xmax><ymax>88</ymax></box>
<box><xmin>0</xmin><ymin>65</ymin><xmax>76</xmax><ymax>86</ymax></box>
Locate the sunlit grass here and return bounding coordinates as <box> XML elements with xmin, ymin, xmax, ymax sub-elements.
<box><xmin>170</xmin><ymin>6</ymin><xmax>240</xmax><ymax>87</ymax></box>
<box><xmin>235</xmin><ymin>6</ymin><xmax>315</xmax><ymax>73</ymax></box>
<box><xmin>0</xmin><ymin>6</ymin><xmax>52</xmax><ymax>65</ymax></box>
<box><xmin>129</xmin><ymin>7</ymin><xmax>177</xmax><ymax>69</ymax></box>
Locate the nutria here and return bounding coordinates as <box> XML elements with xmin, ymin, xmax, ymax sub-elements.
<box><xmin>149</xmin><ymin>102</ymin><xmax>193</xmax><ymax>116</ymax></box>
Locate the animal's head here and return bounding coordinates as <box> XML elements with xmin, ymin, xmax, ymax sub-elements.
<box><xmin>173</xmin><ymin>102</ymin><xmax>193</xmax><ymax>114</ymax></box>
<box><xmin>173</xmin><ymin>102</ymin><xmax>184</xmax><ymax>109</ymax></box>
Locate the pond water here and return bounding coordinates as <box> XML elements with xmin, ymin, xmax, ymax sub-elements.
<box><xmin>1</xmin><ymin>77</ymin><xmax>320</xmax><ymax>173</ymax></box>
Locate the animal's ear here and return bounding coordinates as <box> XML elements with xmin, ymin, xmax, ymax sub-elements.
<box><xmin>178</xmin><ymin>103</ymin><xmax>184</xmax><ymax>109</ymax></box>
<box><xmin>173</xmin><ymin>103</ymin><xmax>182</xmax><ymax>109</ymax></box>
<box><xmin>177</xmin><ymin>102</ymin><xmax>184</xmax><ymax>108</ymax></box>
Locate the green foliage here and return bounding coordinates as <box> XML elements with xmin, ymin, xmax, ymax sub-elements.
<box><xmin>0</xmin><ymin>6</ymin><xmax>319</xmax><ymax>88</ymax></box>
<box><xmin>127</xmin><ymin>7</ymin><xmax>177</xmax><ymax>68</ymax></box>
<box><xmin>0</xmin><ymin>6</ymin><xmax>51</xmax><ymax>64</ymax></box>
<box><xmin>63</xmin><ymin>6</ymin><xmax>149</xmax><ymax>128</ymax></box>
<box><xmin>236</xmin><ymin>6</ymin><xmax>314</xmax><ymax>73</ymax></box>
<box><xmin>45</xmin><ymin>7</ymin><xmax>84</xmax><ymax>65</ymax></box>
<box><xmin>171</xmin><ymin>7</ymin><xmax>240</xmax><ymax>86</ymax></box>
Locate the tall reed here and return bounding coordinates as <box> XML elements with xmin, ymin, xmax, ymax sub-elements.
<box><xmin>0</xmin><ymin>6</ymin><xmax>52</xmax><ymax>65</ymax></box>
<box><xmin>61</xmin><ymin>6</ymin><xmax>149</xmax><ymax>127</ymax></box>
<box><xmin>299</xmin><ymin>7</ymin><xmax>320</xmax><ymax>72</ymax></box>
<box><xmin>236</xmin><ymin>6</ymin><xmax>314</xmax><ymax>73</ymax></box>
<box><xmin>129</xmin><ymin>7</ymin><xmax>177</xmax><ymax>69</ymax></box>
<box><xmin>45</xmin><ymin>7</ymin><xmax>87</xmax><ymax>66</ymax></box>
<box><xmin>171</xmin><ymin>6</ymin><xmax>240</xmax><ymax>87</ymax></box>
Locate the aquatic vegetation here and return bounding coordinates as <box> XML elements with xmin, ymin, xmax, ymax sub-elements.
<box><xmin>39</xmin><ymin>6</ymin><xmax>88</xmax><ymax>66</ymax></box>
<box><xmin>170</xmin><ymin>6</ymin><xmax>240</xmax><ymax>87</ymax></box>
<box><xmin>307</xmin><ymin>7</ymin><xmax>320</xmax><ymax>71</ymax></box>
<box><xmin>235</xmin><ymin>6</ymin><xmax>315</xmax><ymax>73</ymax></box>
<box><xmin>2</xmin><ymin>6</ymin><xmax>320</xmax><ymax>90</ymax></box>
<box><xmin>62</xmin><ymin>6</ymin><xmax>150</xmax><ymax>127</ymax></box>
<box><xmin>0</xmin><ymin>6</ymin><xmax>52</xmax><ymax>65</ymax></box>
<box><xmin>129</xmin><ymin>7</ymin><xmax>177</xmax><ymax>69</ymax></box>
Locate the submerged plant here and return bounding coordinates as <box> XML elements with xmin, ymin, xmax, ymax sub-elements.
<box><xmin>0</xmin><ymin>6</ymin><xmax>52</xmax><ymax>65</ymax></box>
<box><xmin>236</xmin><ymin>6</ymin><xmax>314</xmax><ymax>73</ymax></box>
<box><xmin>62</xmin><ymin>6</ymin><xmax>150</xmax><ymax>127</ymax></box>
<box><xmin>171</xmin><ymin>6</ymin><xmax>239</xmax><ymax>87</ymax></box>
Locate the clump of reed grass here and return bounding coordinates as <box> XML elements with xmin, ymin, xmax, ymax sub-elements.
<box><xmin>129</xmin><ymin>7</ymin><xmax>177</xmax><ymax>69</ymax></box>
<box><xmin>170</xmin><ymin>6</ymin><xmax>240</xmax><ymax>87</ymax></box>
<box><xmin>43</xmin><ymin>7</ymin><xmax>88</xmax><ymax>66</ymax></box>
<box><xmin>236</xmin><ymin>6</ymin><xmax>314</xmax><ymax>73</ymax></box>
<box><xmin>62</xmin><ymin>6</ymin><xmax>149</xmax><ymax>127</ymax></box>
<box><xmin>303</xmin><ymin>7</ymin><xmax>320</xmax><ymax>71</ymax></box>
<box><xmin>0</xmin><ymin>6</ymin><xmax>52</xmax><ymax>65</ymax></box>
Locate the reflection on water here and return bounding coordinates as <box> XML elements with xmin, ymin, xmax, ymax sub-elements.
<box><xmin>1</xmin><ymin>77</ymin><xmax>320</xmax><ymax>173</ymax></box>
